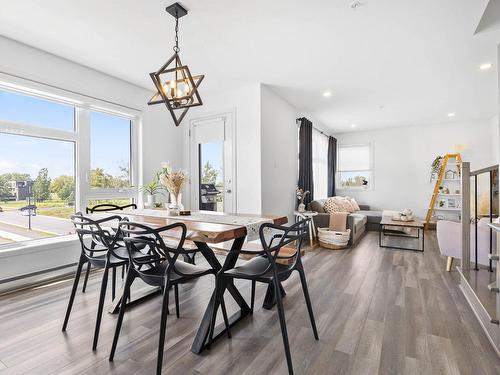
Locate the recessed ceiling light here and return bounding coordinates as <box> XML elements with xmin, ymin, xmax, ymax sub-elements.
<box><xmin>479</xmin><ymin>63</ymin><xmax>493</xmax><ymax>71</ymax></box>
<box><xmin>448</xmin><ymin>112</ymin><xmax>456</xmax><ymax>118</ymax></box>
<box><xmin>351</xmin><ymin>124</ymin><xmax>357</xmax><ymax>128</ymax></box>
<box><xmin>351</xmin><ymin>1</ymin><xmax>362</xmax><ymax>9</ymax></box>
<box><xmin>323</xmin><ymin>91</ymin><xmax>332</xmax><ymax>97</ymax></box>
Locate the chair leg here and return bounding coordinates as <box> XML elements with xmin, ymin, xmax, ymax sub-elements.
<box><xmin>112</xmin><ymin>266</ymin><xmax>116</xmax><ymax>300</ymax></box>
<box><xmin>83</xmin><ymin>244</ymin><xmax>95</xmax><ymax>293</ymax></box>
<box><xmin>274</xmin><ymin>278</ymin><xmax>294</xmax><ymax>375</ymax></box>
<box><xmin>62</xmin><ymin>257</ymin><xmax>85</xmax><ymax>331</ymax></box>
<box><xmin>165</xmin><ymin>286</ymin><xmax>170</xmax><ymax>315</ymax></box>
<box><xmin>446</xmin><ymin>256</ymin><xmax>454</xmax><ymax>272</ymax></box>
<box><xmin>174</xmin><ymin>284</ymin><xmax>180</xmax><ymax>318</ymax></box>
<box><xmin>126</xmin><ymin>264</ymin><xmax>131</xmax><ymax>303</ymax></box>
<box><xmin>250</xmin><ymin>280</ymin><xmax>256</xmax><ymax>313</ymax></box>
<box><xmin>82</xmin><ymin>261</ymin><xmax>91</xmax><ymax>293</ymax></box>
<box><xmin>298</xmin><ymin>269</ymin><xmax>319</xmax><ymax>340</ymax></box>
<box><xmin>157</xmin><ymin>279</ymin><xmax>170</xmax><ymax>375</ymax></box>
<box><xmin>109</xmin><ymin>271</ymin><xmax>134</xmax><ymax>361</ymax></box>
<box><xmin>92</xmin><ymin>266</ymin><xmax>109</xmax><ymax>351</ymax></box>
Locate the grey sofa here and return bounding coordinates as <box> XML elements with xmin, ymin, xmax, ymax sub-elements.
<box><xmin>308</xmin><ymin>198</ymin><xmax>383</xmax><ymax>246</ymax></box>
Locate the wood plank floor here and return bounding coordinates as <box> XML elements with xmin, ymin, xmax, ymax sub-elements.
<box><xmin>1</xmin><ymin>232</ymin><xmax>499</xmax><ymax>374</ymax></box>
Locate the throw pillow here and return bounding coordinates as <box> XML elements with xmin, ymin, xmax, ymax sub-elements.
<box><xmin>350</xmin><ymin>198</ymin><xmax>361</xmax><ymax>211</ymax></box>
<box><xmin>335</xmin><ymin>197</ymin><xmax>355</xmax><ymax>213</ymax></box>
<box><xmin>323</xmin><ymin>198</ymin><xmax>345</xmax><ymax>213</ymax></box>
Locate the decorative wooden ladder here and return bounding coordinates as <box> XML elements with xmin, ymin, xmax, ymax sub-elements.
<box><xmin>424</xmin><ymin>153</ymin><xmax>462</xmax><ymax>230</ymax></box>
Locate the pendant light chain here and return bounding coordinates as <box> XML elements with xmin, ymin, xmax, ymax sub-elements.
<box><xmin>173</xmin><ymin>11</ymin><xmax>180</xmax><ymax>53</ymax></box>
<box><xmin>148</xmin><ymin>3</ymin><xmax>204</xmax><ymax>127</ymax></box>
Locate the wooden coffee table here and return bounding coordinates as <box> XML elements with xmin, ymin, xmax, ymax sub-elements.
<box><xmin>379</xmin><ymin>216</ymin><xmax>424</xmax><ymax>252</ymax></box>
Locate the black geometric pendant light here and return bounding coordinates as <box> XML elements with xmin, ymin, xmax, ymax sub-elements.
<box><xmin>148</xmin><ymin>2</ymin><xmax>204</xmax><ymax>127</ymax></box>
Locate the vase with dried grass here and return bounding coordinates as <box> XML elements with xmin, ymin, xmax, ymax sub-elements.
<box><xmin>158</xmin><ymin>162</ymin><xmax>188</xmax><ymax>216</ymax></box>
<box><xmin>296</xmin><ymin>187</ymin><xmax>310</xmax><ymax>213</ymax></box>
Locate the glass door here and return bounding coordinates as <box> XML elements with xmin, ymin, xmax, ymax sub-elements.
<box><xmin>199</xmin><ymin>142</ymin><xmax>224</xmax><ymax>212</ymax></box>
<box><xmin>190</xmin><ymin>113</ymin><xmax>235</xmax><ymax>213</ymax></box>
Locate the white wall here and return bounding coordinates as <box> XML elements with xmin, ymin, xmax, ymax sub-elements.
<box><xmin>260</xmin><ymin>85</ymin><xmax>299</xmax><ymax>220</ymax></box>
<box><xmin>183</xmin><ymin>83</ymin><xmax>328</xmax><ymax>220</ymax></box>
<box><xmin>491</xmin><ymin>114</ymin><xmax>499</xmax><ymax>164</ymax></box>
<box><xmin>336</xmin><ymin>119</ymin><xmax>497</xmax><ymax>217</ymax></box>
<box><xmin>497</xmin><ymin>44</ymin><xmax>500</xmax><ymax>221</ymax></box>
<box><xmin>141</xmin><ymin>104</ymin><xmax>183</xmax><ymax>185</ymax></box>
<box><xmin>184</xmin><ymin>83</ymin><xmax>262</xmax><ymax>214</ymax></box>
<box><xmin>0</xmin><ymin>36</ymin><xmax>182</xmax><ymax>283</ymax></box>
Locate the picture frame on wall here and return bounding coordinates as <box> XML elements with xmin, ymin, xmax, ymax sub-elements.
<box><xmin>447</xmin><ymin>198</ymin><xmax>456</xmax><ymax>208</ymax></box>
<box><xmin>445</xmin><ymin>170</ymin><xmax>457</xmax><ymax>179</ymax></box>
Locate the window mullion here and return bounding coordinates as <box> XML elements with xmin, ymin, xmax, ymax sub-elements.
<box><xmin>76</xmin><ymin>108</ymin><xmax>90</xmax><ymax>213</ymax></box>
<box><xmin>131</xmin><ymin>118</ymin><xmax>141</xmax><ymax>206</ymax></box>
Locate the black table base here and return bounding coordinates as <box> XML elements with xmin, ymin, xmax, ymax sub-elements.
<box><xmin>191</xmin><ymin>237</ymin><xmax>251</xmax><ymax>354</ymax></box>
<box><xmin>263</xmin><ymin>282</ymin><xmax>286</xmax><ymax>310</ymax></box>
<box><xmin>107</xmin><ymin>236</ymin><xmax>285</xmax><ymax>354</ymax></box>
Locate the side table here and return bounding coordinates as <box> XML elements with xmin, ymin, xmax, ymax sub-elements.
<box><xmin>294</xmin><ymin>211</ymin><xmax>318</xmax><ymax>244</ymax></box>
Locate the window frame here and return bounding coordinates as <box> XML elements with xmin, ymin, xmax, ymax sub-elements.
<box><xmin>0</xmin><ymin>74</ymin><xmax>141</xmax><ymax>247</ymax></box>
<box><xmin>336</xmin><ymin>143</ymin><xmax>374</xmax><ymax>191</ymax></box>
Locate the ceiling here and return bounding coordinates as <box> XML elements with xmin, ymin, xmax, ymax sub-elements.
<box><xmin>0</xmin><ymin>0</ymin><xmax>499</xmax><ymax>133</ymax></box>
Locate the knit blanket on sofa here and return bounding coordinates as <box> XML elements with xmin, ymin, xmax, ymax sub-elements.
<box><xmin>329</xmin><ymin>212</ymin><xmax>348</xmax><ymax>232</ymax></box>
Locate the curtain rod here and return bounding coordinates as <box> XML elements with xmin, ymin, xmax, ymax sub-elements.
<box><xmin>296</xmin><ymin>117</ymin><xmax>331</xmax><ymax>137</ymax></box>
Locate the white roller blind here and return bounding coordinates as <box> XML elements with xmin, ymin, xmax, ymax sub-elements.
<box><xmin>193</xmin><ymin>118</ymin><xmax>225</xmax><ymax>143</ymax></box>
<box><xmin>312</xmin><ymin>129</ymin><xmax>328</xmax><ymax>199</ymax></box>
<box><xmin>338</xmin><ymin>144</ymin><xmax>370</xmax><ymax>171</ymax></box>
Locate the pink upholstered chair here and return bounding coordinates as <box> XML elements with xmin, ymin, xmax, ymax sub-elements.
<box><xmin>436</xmin><ymin>218</ymin><xmax>496</xmax><ymax>271</ymax></box>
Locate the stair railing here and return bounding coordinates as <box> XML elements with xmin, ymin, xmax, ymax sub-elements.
<box><xmin>461</xmin><ymin>162</ymin><xmax>471</xmax><ymax>274</ymax></box>
<box><xmin>469</xmin><ymin>164</ymin><xmax>498</xmax><ymax>271</ymax></box>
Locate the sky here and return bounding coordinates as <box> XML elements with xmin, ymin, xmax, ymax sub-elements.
<box><xmin>0</xmin><ymin>90</ymin><xmax>130</xmax><ymax>179</ymax></box>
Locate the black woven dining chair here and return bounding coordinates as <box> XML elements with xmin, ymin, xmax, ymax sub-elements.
<box><xmin>62</xmin><ymin>213</ymin><xmax>139</xmax><ymax>351</ymax></box>
<box><xmin>208</xmin><ymin>219</ymin><xmax>319</xmax><ymax>375</ymax></box>
<box><xmin>109</xmin><ymin>221</ymin><xmax>231</xmax><ymax>375</ymax></box>
<box><xmin>81</xmin><ymin>203</ymin><xmax>137</xmax><ymax>292</ymax></box>
<box><xmin>86</xmin><ymin>203</ymin><xmax>137</xmax><ymax>214</ymax></box>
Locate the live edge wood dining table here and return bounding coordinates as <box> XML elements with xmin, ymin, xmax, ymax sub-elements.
<box><xmin>96</xmin><ymin>210</ymin><xmax>288</xmax><ymax>354</ymax></box>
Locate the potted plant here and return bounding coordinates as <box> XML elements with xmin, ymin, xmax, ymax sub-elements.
<box><xmin>430</xmin><ymin>156</ymin><xmax>442</xmax><ymax>182</ymax></box>
<box><xmin>140</xmin><ymin>178</ymin><xmax>163</xmax><ymax>208</ymax></box>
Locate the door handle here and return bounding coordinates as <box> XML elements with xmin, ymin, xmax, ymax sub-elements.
<box><xmin>488</xmin><ymin>254</ymin><xmax>499</xmax><ymax>261</ymax></box>
<box><xmin>226</xmin><ymin>189</ymin><xmax>232</xmax><ymax>193</ymax></box>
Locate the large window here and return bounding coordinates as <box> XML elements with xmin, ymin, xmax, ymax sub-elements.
<box><xmin>0</xmin><ymin>133</ymin><xmax>76</xmax><ymax>241</ymax></box>
<box><xmin>312</xmin><ymin>129</ymin><xmax>328</xmax><ymax>199</ymax></box>
<box><xmin>337</xmin><ymin>144</ymin><xmax>372</xmax><ymax>190</ymax></box>
<box><xmin>0</xmin><ymin>86</ymin><xmax>138</xmax><ymax>246</ymax></box>
<box><xmin>90</xmin><ymin>111</ymin><xmax>131</xmax><ymax>189</ymax></box>
<box><xmin>0</xmin><ymin>90</ymin><xmax>74</xmax><ymax>131</ymax></box>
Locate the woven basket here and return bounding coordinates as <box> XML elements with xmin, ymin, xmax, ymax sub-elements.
<box><xmin>317</xmin><ymin>228</ymin><xmax>351</xmax><ymax>250</ymax></box>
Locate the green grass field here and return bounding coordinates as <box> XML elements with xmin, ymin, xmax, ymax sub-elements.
<box><xmin>0</xmin><ymin>201</ymin><xmax>27</xmax><ymax>209</ymax></box>
<box><xmin>0</xmin><ymin>199</ymin><xmax>74</xmax><ymax>219</ymax></box>
<box><xmin>1</xmin><ymin>199</ymin><xmax>69</xmax><ymax>209</ymax></box>
<box><xmin>0</xmin><ymin>198</ymin><xmax>132</xmax><ymax>219</ymax></box>
<box><xmin>37</xmin><ymin>207</ymin><xmax>75</xmax><ymax>218</ymax></box>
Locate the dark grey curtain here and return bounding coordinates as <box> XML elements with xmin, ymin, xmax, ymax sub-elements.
<box><xmin>298</xmin><ymin>117</ymin><xmax>314</xmax><ymax>205</ymax></box>
<box><xmin>328</xmin><ymin>136</ymin><xmax>337</xmax><ymax>197</ymax></box>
